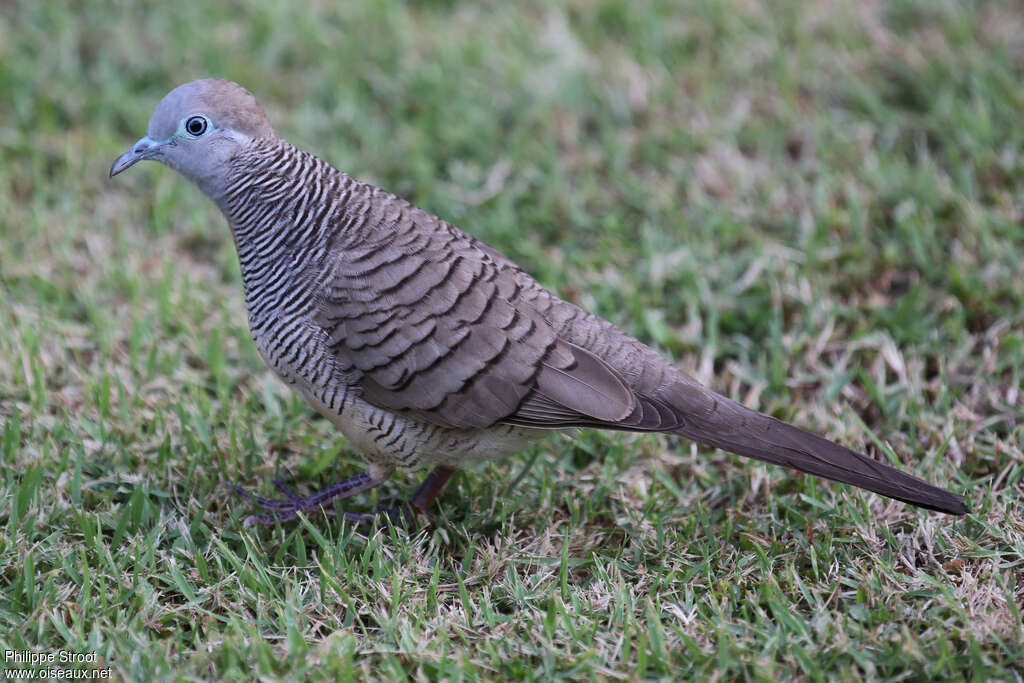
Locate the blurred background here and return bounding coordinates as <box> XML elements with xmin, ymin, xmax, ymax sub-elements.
<box><xmin>1</xmin><ymin>0</ymin><xmax>1021</xmax><ymax>679</ymax></box>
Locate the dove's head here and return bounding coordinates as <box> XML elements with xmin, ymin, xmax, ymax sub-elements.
<box><xmin>110</xmin><ymin>79</ymin><xmax>275</xmax><ymax>198</ymax></box>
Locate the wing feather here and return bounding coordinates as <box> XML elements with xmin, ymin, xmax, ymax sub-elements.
<box><xmin>314</xmin><ymin>208</ymin><xmax>643</xmax><ymax>429</ymax></box>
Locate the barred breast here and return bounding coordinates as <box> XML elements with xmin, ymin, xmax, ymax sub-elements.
<box><xmin>217</xmin><ymin>138</ymin><xmax>543</xmax><ymax>473</ymax></box>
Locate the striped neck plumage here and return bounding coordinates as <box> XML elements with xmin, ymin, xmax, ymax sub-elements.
<box><xmin>218</xmin><ymin>138</ymin><xmax>302</xmax><ymax>236</ymax></box>
<box><xmin>213</xmin><ymin>137</ymin><xmax>341</xmax><ymax>308</ymax></box>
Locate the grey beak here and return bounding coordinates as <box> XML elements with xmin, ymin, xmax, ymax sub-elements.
<box><xmin>110</xmin><ymin>136</ymin><xmax>159</xmax><ymax>177</ymax></box>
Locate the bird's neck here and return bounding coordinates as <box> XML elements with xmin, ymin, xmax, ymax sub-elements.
<box><xmin>213</xmin><ymin>138</ymin><xmax>348</xmax><ymax>318</ymax></box>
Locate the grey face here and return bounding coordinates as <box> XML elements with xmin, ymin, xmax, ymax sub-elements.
<box><xmin>109</xmin><ymin>79</ymin><xmax>274</xmax><ymax>200</ymax></box>
<box><xmin>109</xmin><ymin>111</ymin><xmax>219</xmax><ymax>177</ymax></box>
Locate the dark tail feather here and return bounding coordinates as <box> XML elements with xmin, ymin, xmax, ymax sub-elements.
<box><xmin>667</xmin><ymin>391</ymin><xmax>968</xmax><ymax>515</ymax></box>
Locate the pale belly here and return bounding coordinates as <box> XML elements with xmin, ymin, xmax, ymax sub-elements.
<box><xmin>297</xmin><ymin>385</ymin><xmax>547</xmax><ymax>477</ymax></box>
<box><xmin>252</xmin><ymin>321</ymin><xmax>548</xmax><ymax>476</ymax></box>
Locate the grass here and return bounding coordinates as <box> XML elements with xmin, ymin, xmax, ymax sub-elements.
<box><xmin>1</xmin><ymin>0</ymin><xmax>1022</xmax><ymax>679</ymax></box>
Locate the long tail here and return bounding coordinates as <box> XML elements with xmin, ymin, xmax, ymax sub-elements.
<box><xmin>666</xmin><ymin>389</ymin><xmax>968</xmax><ymax>514</ymax></box>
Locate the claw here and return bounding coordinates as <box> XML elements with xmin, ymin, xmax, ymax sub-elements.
<box><xmin>272</xmin><ymin>478</ymin><xmax>303</xmax><ymax>502</ymax></box>
<box><xmin>221</xmin><ymin>466</ymin><xmax>455</xmax><ymax>528</ymax></box>
<box><xmin>220</xmin><ymin>469</ymin><xmax>389</xmax><ymax>525</ymax></box>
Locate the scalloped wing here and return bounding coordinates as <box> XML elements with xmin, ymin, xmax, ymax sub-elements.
<box><xmin>314</xmin><ymin>221</ymin><xmax>637</xmax><ymax>429</ymax></box>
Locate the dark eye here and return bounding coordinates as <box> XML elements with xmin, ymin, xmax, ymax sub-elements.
<box><xmin>185</xmin><ymin>115</ymin><xmax>208</xmax><ymax>136</ymax></box>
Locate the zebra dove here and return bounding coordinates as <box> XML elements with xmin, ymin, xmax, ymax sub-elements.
<box><xmin>110</xmin><ymin>79</ymin><xmax>968</xmax><ymax>524</ymax></box>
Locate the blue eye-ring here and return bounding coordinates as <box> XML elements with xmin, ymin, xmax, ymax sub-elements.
<box><xmin>185</xmin><ymin>115</ymin><xmax>208</xmax><ymax>136</ymax></box>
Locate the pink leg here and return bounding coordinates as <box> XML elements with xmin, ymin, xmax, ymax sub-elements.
<box><xmin>409</xmin><ymin>466</ymin><xmax>456</xmax><ymax>514</ymax></box>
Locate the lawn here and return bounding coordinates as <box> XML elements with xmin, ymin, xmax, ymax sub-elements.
<box><xmin>1</xmin><ymin>0</ymin><xmax>1022</xmax><ymax>679</ymax></box>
